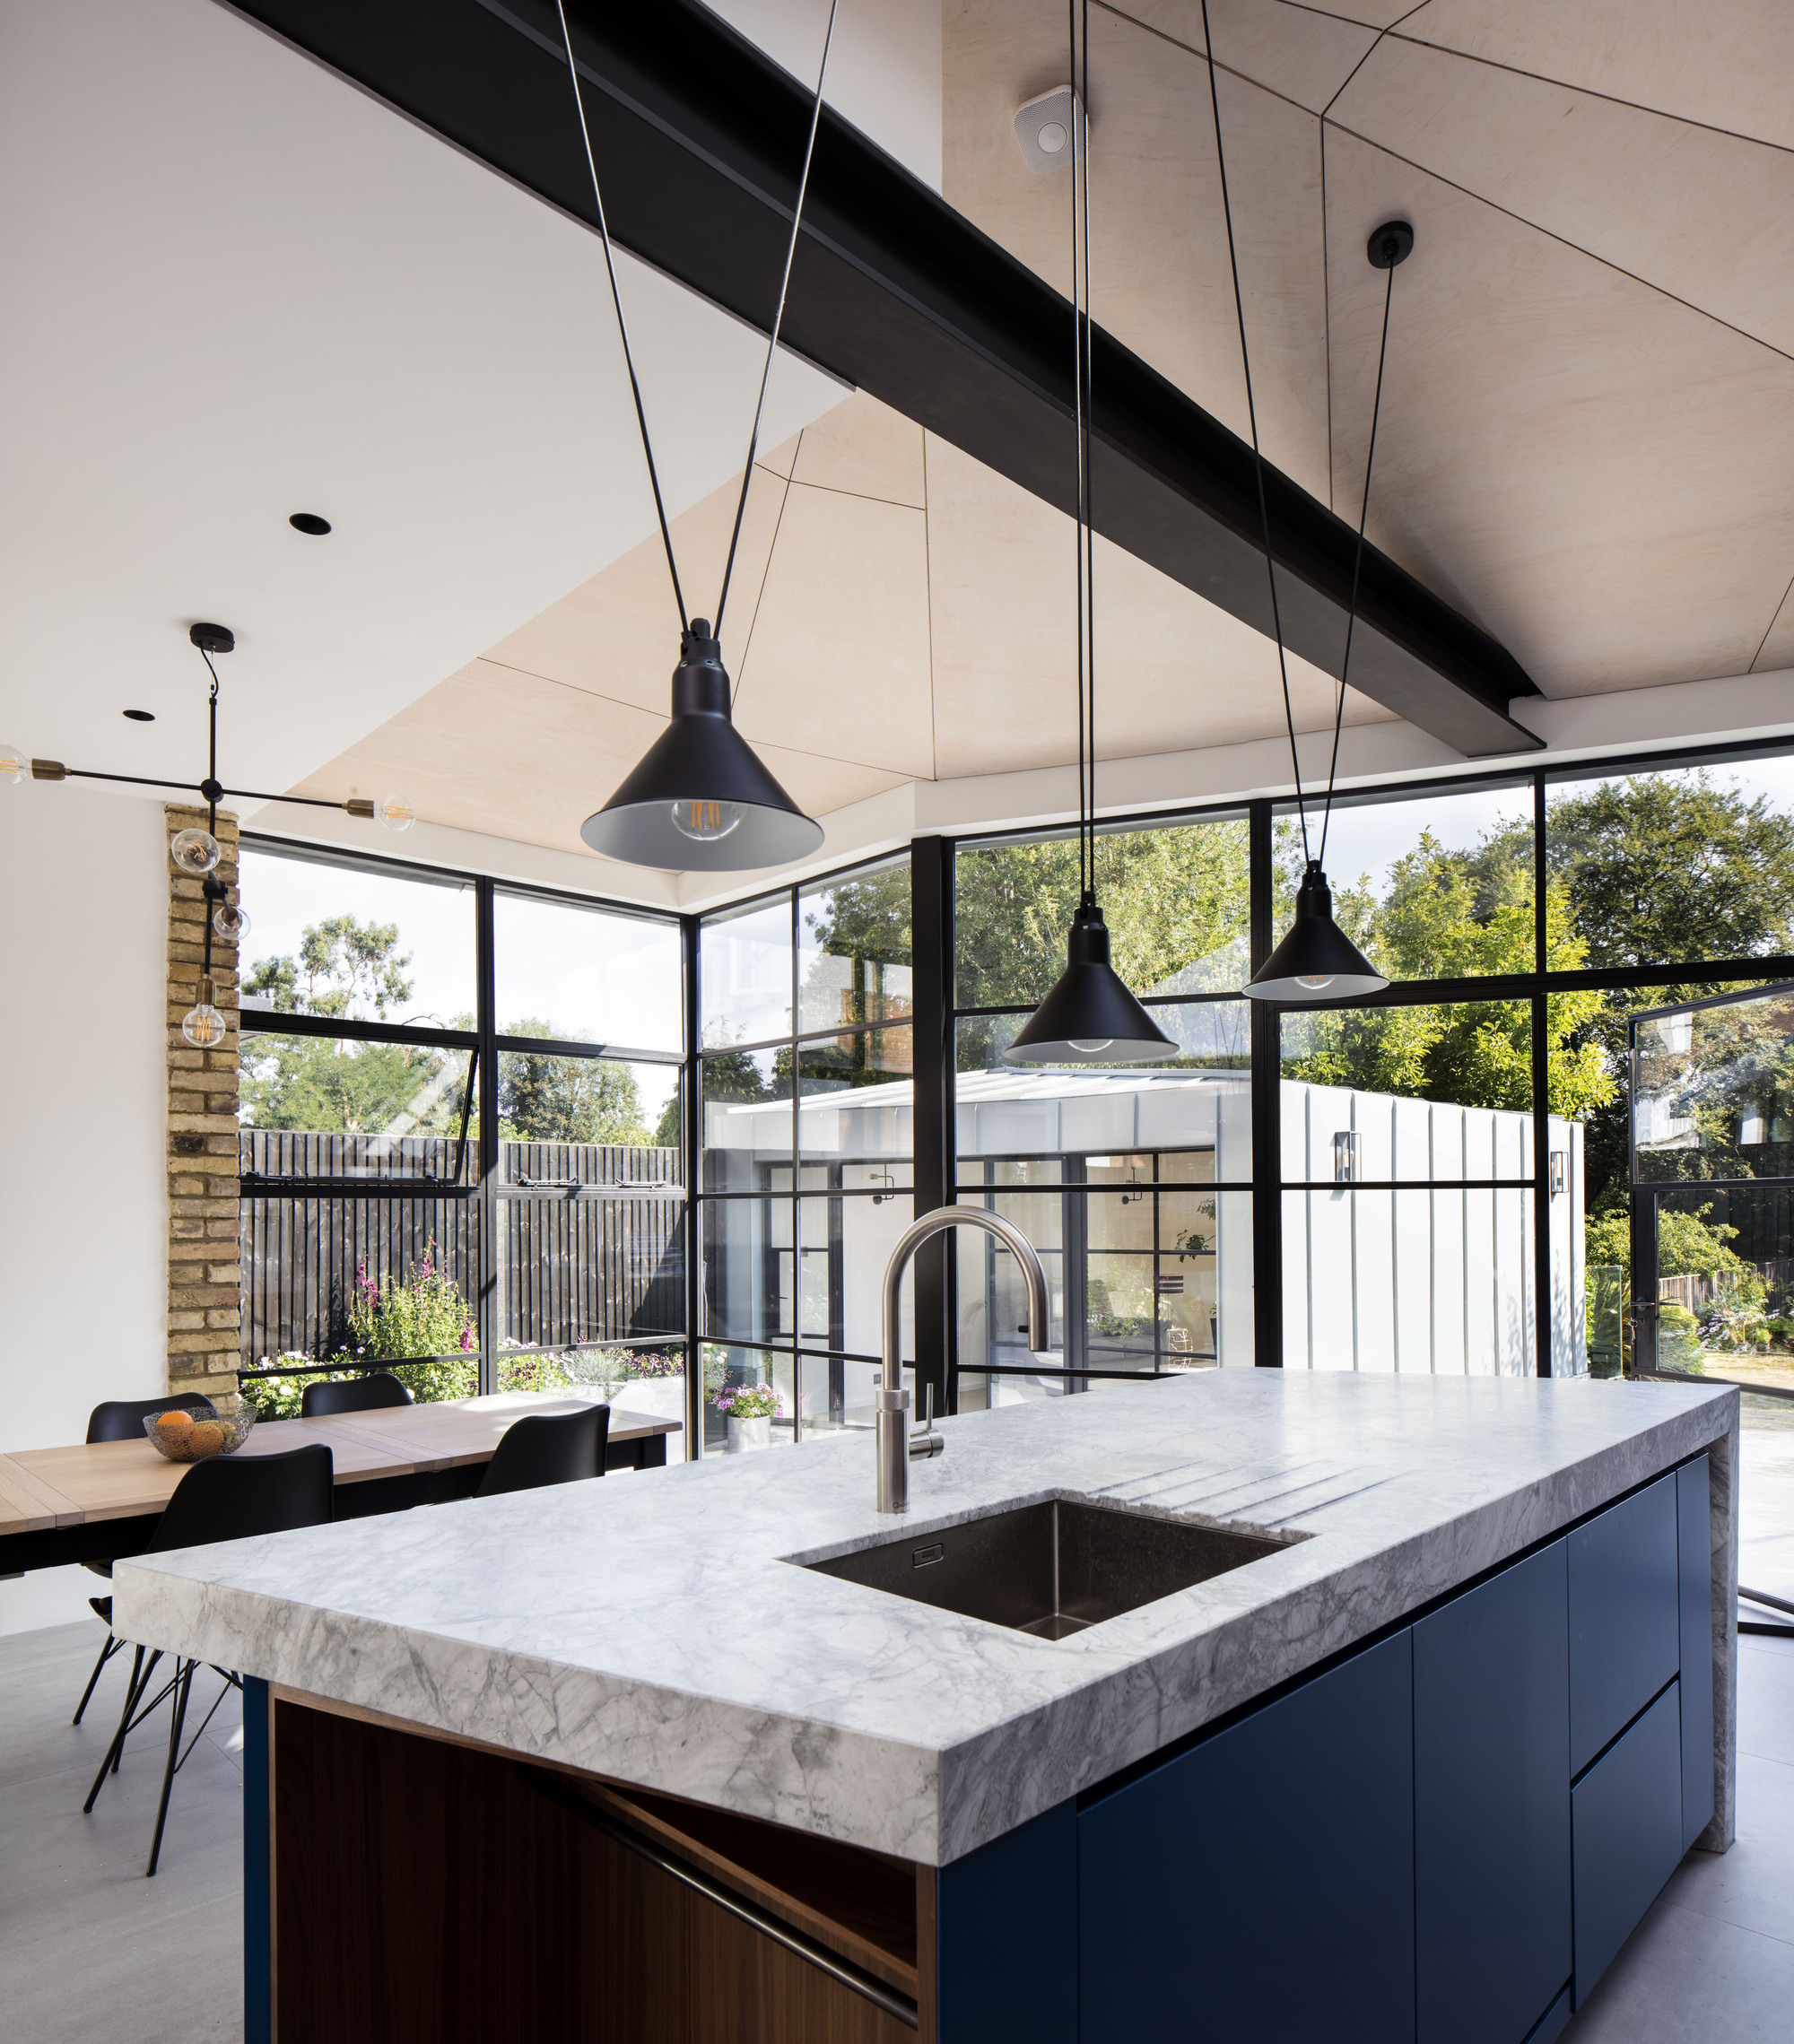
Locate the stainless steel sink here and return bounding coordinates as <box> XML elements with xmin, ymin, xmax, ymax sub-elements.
<box><xmin>801</xmin><ymin>1497</ymin><xmax>1297</xmax><ymax>1639</ymax></box>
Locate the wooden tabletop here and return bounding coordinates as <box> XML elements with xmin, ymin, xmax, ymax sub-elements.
<box><xmin>0</xmin><ymin>1393</ymin><xmax>680</xmax><ymax>1538</ymax></box>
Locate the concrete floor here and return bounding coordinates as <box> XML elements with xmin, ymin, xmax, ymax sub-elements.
<box><xmin>2</xmin><ymin>1415</ymin><xmax>1790</xmax><ymax>2044</ymax></box>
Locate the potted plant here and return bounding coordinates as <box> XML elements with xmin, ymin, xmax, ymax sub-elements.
<box><xmin>714</xmin><ymin>1379</ymin><xmax>781</xmax><ymax>1453</ymax></box>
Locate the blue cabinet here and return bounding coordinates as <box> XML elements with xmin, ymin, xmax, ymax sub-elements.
<box><xmin>1414</xmin><ymin>1542</ymin><xmax>1571</xmax><ymax>2044</ymax></box>
<box><xmin>1676</xmin><ymin>1455</ymin><xmax>1715</xmax><ymax>1849</ymax></box>
<box><xmin>1572</xmin><ymin>1681</ymin><xmax>1684</xmax><ymax>2005</ymax></box>
<box><xmin>1077</xmin><ymin>1631</ymin><xmax>1414</xmax><ymax>2044</ymax></box>
<box><xmin>936</xmin><ymin>1800</ymin><xmax>1077</xmax><ymax>2044</ymax></box>
<box><xmin>1568</xmin><ymin>1472</ymin><xmax>1680</xmax><ymax>1773</ymax></box>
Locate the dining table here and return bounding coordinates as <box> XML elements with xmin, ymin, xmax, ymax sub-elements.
<box><xmin>0</xmin><ymin>1391</ymin><xmax>682</xmax><ymax>1576</ymax></box>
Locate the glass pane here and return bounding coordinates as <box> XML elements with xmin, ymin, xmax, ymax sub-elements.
<box><xmin>700</xmin><ymin>1048</ymin><xmax>793</xmax><ymax>1191</ymax></box>
<box><xmin>954</xmin><ymin>816</ymin><xmax>1250</xmax><ymax>1010</ymax></box>
<box><xmin>796</xmin><ymin>1195</ymin><xmax>915</xmax><ymax>1363</ymax></box>
<box><xmin>496</xmin><ymin>1052</ymin><xmax>678</xmax><ymax>1169</ymax></box>
<box><xmin>497</xmin><ymin>1191</ymin><xmax>684</xmax><ymax>1349</ymax></box>
<box><xmin>701</xmin><ymin>895</ymin><xmax>791</xmax><ymax>1048</ymax></box>
<box><xmin>1272</xmin><ymin>780</ymin><xmax>1535</xmax><ymax>985</ymax></box>
<box><xmin>1281</xmin><ymin>1187</ymin><xmax>1537</xmax><ymax>1375</ymax></box>
<box><xmin>1280</xmin><ymin>1004</ymin><xmax>1538</xmax><ymax>1179</ymax></box>
<box><xmin>954</xmin><ymin>1187</ymin><xmax>1067</xmax><ymax>1388</ymax></box>
<box><xmin>798</xmin><ymin>859</ymin><xmax>912</xmax><ymax>1034</ymax></box>
<box><xmin>1546</xmin><ymin>754</ymin><xmax>1794</xmax><ymax>970</ymax></box>
<box><xmin>239</xmin><ymin>1035</ymin><xmax>475</xmax><ymax>1176</ymax></box>
<box><xmin>1634</xmin><ymin>987</ymin><xmax>1794</xmax><ymax>1184</ymax></box>
<box><xmin>239</xmin><ymin>1196</ymin><xmax>480</xmax><ymax>1403</ymax></box>
<box><xmin>1650</xmin><ymin>1185</ymin><xmax>1794</xmax><ymax>1395</ymax></box>
<box><xmin>955</xmin><ymin>1015</ymin><xmax>1252</xmax><ymax>1179</ymax></box>
<box><xmin>797</xmin><ymin>1027</ymin><xmax>915</xmax><ymax>1187</ymax></box>
<box><xmin>701</xmin><ymin>1194</ymin><xmax>792</xmax><ymax>1348</ymax></box>
<box><xmin>494</xmin><ymin>893</ymin><xmax>681</xmax><ymax>1052</ymax></box>
<box><xmin>701</xmin><ymin>1344</ymin><xmax>797</xmax><ymax>1454</ymax></box>
<box><xmin>239</xmin><ymin>844</ymin><xmax>476</xmax><ymax>1028</ymax></box>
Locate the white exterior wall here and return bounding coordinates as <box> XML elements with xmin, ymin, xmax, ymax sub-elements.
<box><xmin>1279</xmin><ymin>1080</ymin><xmax>1586</xmax><ymax>1378</ymax></box>
<box><xmin>0</xmin><ymin>787</ymin><xmax>168</xmax><ymax>1632</ymax></box>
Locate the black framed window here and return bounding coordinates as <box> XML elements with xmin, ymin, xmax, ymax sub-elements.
<box><xmin>695</xmin><ymin>856</ymin><xmax>915</xmax><ymax>1452</ymax></box>
<box><xmin>233</xmin><ymin>839</ymin><xmax>689</xmax><ymax>1442</ymax></box>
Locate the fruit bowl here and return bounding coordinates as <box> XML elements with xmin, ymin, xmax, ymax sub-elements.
<box><xmin>143</xmin><ymin>1405</ymin><xmax>256</xmax><ymax>1463</ymax></box>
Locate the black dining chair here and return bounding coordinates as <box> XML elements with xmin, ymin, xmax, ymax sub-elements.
<box><xmin>83</xmin><ymin>1442</ymin><xmax>334</xmax><ymax>1875</ymax></box>
<box><xmin>300</xmin><ymin>1370</ymin><xmax>414</xmax><ymax>1419</ymax></box>
<box><xmin>71</xmin><ymin>1394</ymin><xmax>217</xmax><ymax>1727</ymax></box>
<box><xmin>475</xmin><ymin>1404</ymin><xmax>610</xmax><ymax>1499</ymax></box>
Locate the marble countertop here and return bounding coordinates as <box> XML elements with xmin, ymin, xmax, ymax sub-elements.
<box><xmin>114</xmin><ymin>1370</ymin><xmax>1736</xmax><ymax>1865</ymax></box>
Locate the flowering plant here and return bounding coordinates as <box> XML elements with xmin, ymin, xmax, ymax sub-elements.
<box><xmin>713</xmin><ymin>1380</ymin><xmax>782</xmax><ymax>1420</ymax></box>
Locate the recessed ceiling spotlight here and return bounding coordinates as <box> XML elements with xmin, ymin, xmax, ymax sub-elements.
<box><xmin>123</xmin><ymin>709</ymin><xmax>155</xmax><ymax>722</ymax></box>
<box><xmin>1014</xmin><ymin>85</ymin><xmax>1084</xmax><ymax>175</ymax></box>
<box><xmin>289</xmin><ymin>512</ymin><xmax>331</xmax><ymax>535</ymax></box>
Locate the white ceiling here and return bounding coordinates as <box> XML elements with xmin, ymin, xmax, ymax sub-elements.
<box><xmin>6</xmin><ymin>0</ymin><xmax>1791</xmax><ymax>887</ymax></box>
<box><xmin>0</xmin><ymin>0</ymin><xmax>842</xmax><ymax>803</ymax></box>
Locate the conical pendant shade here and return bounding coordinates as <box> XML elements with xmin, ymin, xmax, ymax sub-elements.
<box><xmin>1246</xmin><ymin>862</ymin><xmax>1388</xmax><ymax>1002</ymax></box>
<box><xmin>580</xmin><ymin>622</ymin><xmax>823</xmax><ymax>872</ymax></box>
<box><xmin>1006</xmin><ymin>901</ymin><xmax>1177</xmax><ymax>1064</ymax></box>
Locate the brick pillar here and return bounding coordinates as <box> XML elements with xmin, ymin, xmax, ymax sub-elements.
<box><xmin>165</xmin><ymin>804</ymin><xmax>241</xmax><ymax>1400</ymax></box>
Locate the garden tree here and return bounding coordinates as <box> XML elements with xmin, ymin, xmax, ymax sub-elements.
<box><xmin>1281</xmin><ymin>832</ymin><xmax>1614</xmax><ymax>1120</ymax></box>
<box><xmin>496</xmin><ymin>1019</ymin><xmax>647</xmax><ymax>1144</ymax></box>
<box><xmin>799</xmin><ymin>865</ymin><xmax>913</xmax><ymax>1027</ymax></box>
<box><xmin>240</xmin><ymin>917</ymin><xmax>464</xmax><ymax>1135</ymax></box>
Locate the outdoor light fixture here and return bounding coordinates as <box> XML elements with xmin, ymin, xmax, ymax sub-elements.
<box><xmin>1549</xmin><ymin>1151</ymin><xmax>1569</xmax><ymax>1196</ymax></box>
<box><xmin>5</xmin><ymin>620</ymin><xmax>415</xmax><ymax>1038</ymax></box>
<box><xmin>554</xmin><ymin>0</ymin><xmax>827</xmax><ymax>874</ymax></box>
<box><xmin>1006</xmin><ymin>5</ymin><xmax>1173</xmax><ymax>1068</ymax></box>
<box><xmin>1187</xmin><ymin>2</ymin><xmax>1400</xmax><ymax>1005</ymax></box>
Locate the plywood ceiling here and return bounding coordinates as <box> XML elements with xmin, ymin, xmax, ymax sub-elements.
<box><xmin>303</xmin><ymin>0</ymin><xmax>1794</xmax><ymax>860</ymax></box>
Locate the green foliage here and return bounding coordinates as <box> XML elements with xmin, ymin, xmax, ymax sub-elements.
<box><xmin>245</xmin><ymin>1351</ymin><xmax>477</xmax><ymax>1420</ymax></box>
<box><xmin>798</xmin><ymin>866</ymin><xmax>913</xmax><ymax>1028</ymax></box>
<box><xmin>1585</xmin><ymin>1209</ymin><xmax>1632</xmax><ymax>1267</ymax></box>
<box><xmin>245</xmin><ymin>913</ymin><xmax>415</xmax><ymax>1020</ymax></box>
<box><xmin>497</xmin><ymin>1021</ymin><xmax>647</xmax><ymax>1144</ymax></box>
<box><xmin>1655</xmin><ymin>1203</ymin><xmax>1744</xmax><ymax>1278</ymax></box>
<box><xmin>347</xmin><ymin>1241</ymin><xmax>476</xmax><ymax>1405</ymax></box>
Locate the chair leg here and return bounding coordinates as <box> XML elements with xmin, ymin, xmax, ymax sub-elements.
<box><xmin>84</xmin><ymin>1646</ymin><xmax>158</xmax><ymax>1813</ymax></box>
<box><xmin>72</xmin><ymin>1632</ymin><xmax>125</xmax><ymax>1727</ymax></box>
<box><xmin>145</xmin><ymin>1659</ymin><xmax>195</xmax><ymax>1878</ymax></box>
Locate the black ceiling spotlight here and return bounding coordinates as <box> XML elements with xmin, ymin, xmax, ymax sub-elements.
<box><xmin>289</xmin><ymin>512</ymin><xmax>331</xmax><ymax>535</ymax></box>
<box><xmin>1190</xmin><ymin>0</ymin><xmax>1402</xmax><ymax>1003</ymax></box>
<box><xmin>123</xmin><ymin>709</ymin><xmax>155</xmax><ymax>722</ymax></box>
<box><xmin>554</xmin><ymin>0</ymin><xmax>829</xmax><ymax>872</ymax></box>
<box><xmin>1006</xmin><ymin>4</ymin><xmax>1174</xmax><ymax>1068</ymax></box>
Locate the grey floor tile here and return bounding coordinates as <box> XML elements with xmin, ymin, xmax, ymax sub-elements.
<box><xmin>1663</xmin><ymin>1751</ymin><xmax>1794</xmax><ymax>1948</ymax></box>
<box><xmin>1564</xmin><ymin>1900</ymin><xmax>1794</xmax><ymax>2040</ymax></box>
<box><xmin>1737</xmin><ymin>1639</ymin><xmax>1794</xmax><ymax>1769</ymax></box>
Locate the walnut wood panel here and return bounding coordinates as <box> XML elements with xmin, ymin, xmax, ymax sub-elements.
<box><xmin>272</xmin><ymin>1698</ymin><xmax>918</xmax><ymax>2044</ymax></box>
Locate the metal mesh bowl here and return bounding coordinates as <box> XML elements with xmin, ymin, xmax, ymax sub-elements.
<box><xmin>142</xmin><ymin>1405</ymin><xmax>256</xmax><ymax>1463</ymax></box>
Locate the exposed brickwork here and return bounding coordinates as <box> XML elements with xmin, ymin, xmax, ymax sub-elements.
<box><xmin>165</xmin><ymin>805</ymin><xmax>241</xmax><ymax>1396</ymax></box>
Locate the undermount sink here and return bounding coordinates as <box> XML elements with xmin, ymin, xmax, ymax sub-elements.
<box><xmin>801</xmin><ymin>1497</ymin><xmax>1298</xmax><ymax>1639</ymax></box>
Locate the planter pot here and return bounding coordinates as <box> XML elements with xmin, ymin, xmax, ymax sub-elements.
<box><xmin>726</xmin><ymin>1414</ymin><xmax>771</xmax><ymax>1453</ymax></box>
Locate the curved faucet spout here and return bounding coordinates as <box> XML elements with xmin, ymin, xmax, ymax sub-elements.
<box><xmin>883</xmin><ymin>1205</ymin><xmax>1051</xmax><ymax>1386</ymax></box>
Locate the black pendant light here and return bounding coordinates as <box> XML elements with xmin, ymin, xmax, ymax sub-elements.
<box><xmin>1193</xmin><ymin>4</ymin><xmax>1402</xmax><ymax>1004</ymax></box>
<box><xmin>1007</xmin><ymin>4</ymin><xmax>1174</xmax><ymax>1068</ymax></box>
<box><xmin>555</xmin><ymin>1</ymin><xmax>830</xmax><ymax>872</ymax></box>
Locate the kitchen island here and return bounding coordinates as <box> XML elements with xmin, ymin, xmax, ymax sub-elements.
<box><xmin>115</xmin><ymin>1370</ymin><xmax>1737</xmax><ymax>2044</ymax></box>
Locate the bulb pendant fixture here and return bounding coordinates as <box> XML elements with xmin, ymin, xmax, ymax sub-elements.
<box><xmin>1245</xmin><ymin>862</ymin><xmax>1388</xmax><ymax>1004</ymax></box>
<box><xmin>1006</xmin><ymin>896</ymin><xmax>1177</xmax><ymax>1065</ymax></box>
<box><xmin>580</xmin><ymin>622</ymin><xmax>822</xmax><ymax>871</ymax></box>
<box><xmin>181</xmin><ymin>974</ymin><xmax>228</xmax><ymax>1049</ymax></box>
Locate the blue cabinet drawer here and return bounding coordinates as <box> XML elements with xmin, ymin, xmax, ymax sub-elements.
<box><xmin>1572</xmin><ymin>1679</ymin><xmax>1683</xmax><ymax>2005</ymax></box>
<box><xmin>1414</xmin><ymin>1541</ymin><xmax>1571</xmax><ymax>2044</ymax></box>
<box><xmin>1568</xmin><ymin>1474</ymin><xmax>1680</xmax><ymax>1774</ymax></box>
<box><xmin>1077</xmin><ymin>1631</ymin><xmax>1414</xmax><ymax>2044</ymax></box>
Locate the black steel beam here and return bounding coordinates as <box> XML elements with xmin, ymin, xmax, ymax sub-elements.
<box><xmin>229</xmin><ymin>0</ymin><xmax>1541</xmax><ymax>756</ymax></box>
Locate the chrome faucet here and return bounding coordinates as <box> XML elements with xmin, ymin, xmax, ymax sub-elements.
<box><xmin>875</xmin><ymin>1207</ymin><xmax>1052</xmax><ymax>1513</ymax></box>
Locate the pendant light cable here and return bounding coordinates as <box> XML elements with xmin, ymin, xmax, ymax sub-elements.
<box><xmin>1197</xmin><ymin>0</ymin><xmax>1306</xmax><ymax>862</ymax></box>
<box><xmin>554</xmin><ymin>0</ymin><xmax>689</xmax><ymax>631</ymax></box>
<box><xmin>1318</xmin><ymin>258</ymin><xmax>1396</xmax><ymax>873</ymax></box>
<box><xmin>1071</xmin><ymin>0</ymin><xmax>1095</xmax><ymax>907</ymax></box>
<box><xmin>713</xmin><ymin>0</ymin><xmax>840</xmax><ymax>646</ymax></box>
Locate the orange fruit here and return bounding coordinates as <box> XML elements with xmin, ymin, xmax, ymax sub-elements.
<box><xmin>155</xmin><ymin>1410</ymin><xmax>195</xmax><ymax>1440</ymax></box>
<box><xmin>186</xmin><ymin>1421</ymin><xmax>225</xmax><ymax>1457</ymax></box>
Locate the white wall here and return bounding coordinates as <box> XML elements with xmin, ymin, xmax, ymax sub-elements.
<box><xmin>0</xmin><ymin>785</ymin><xmax>168</xmax><ymax>1631</ymax></box>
